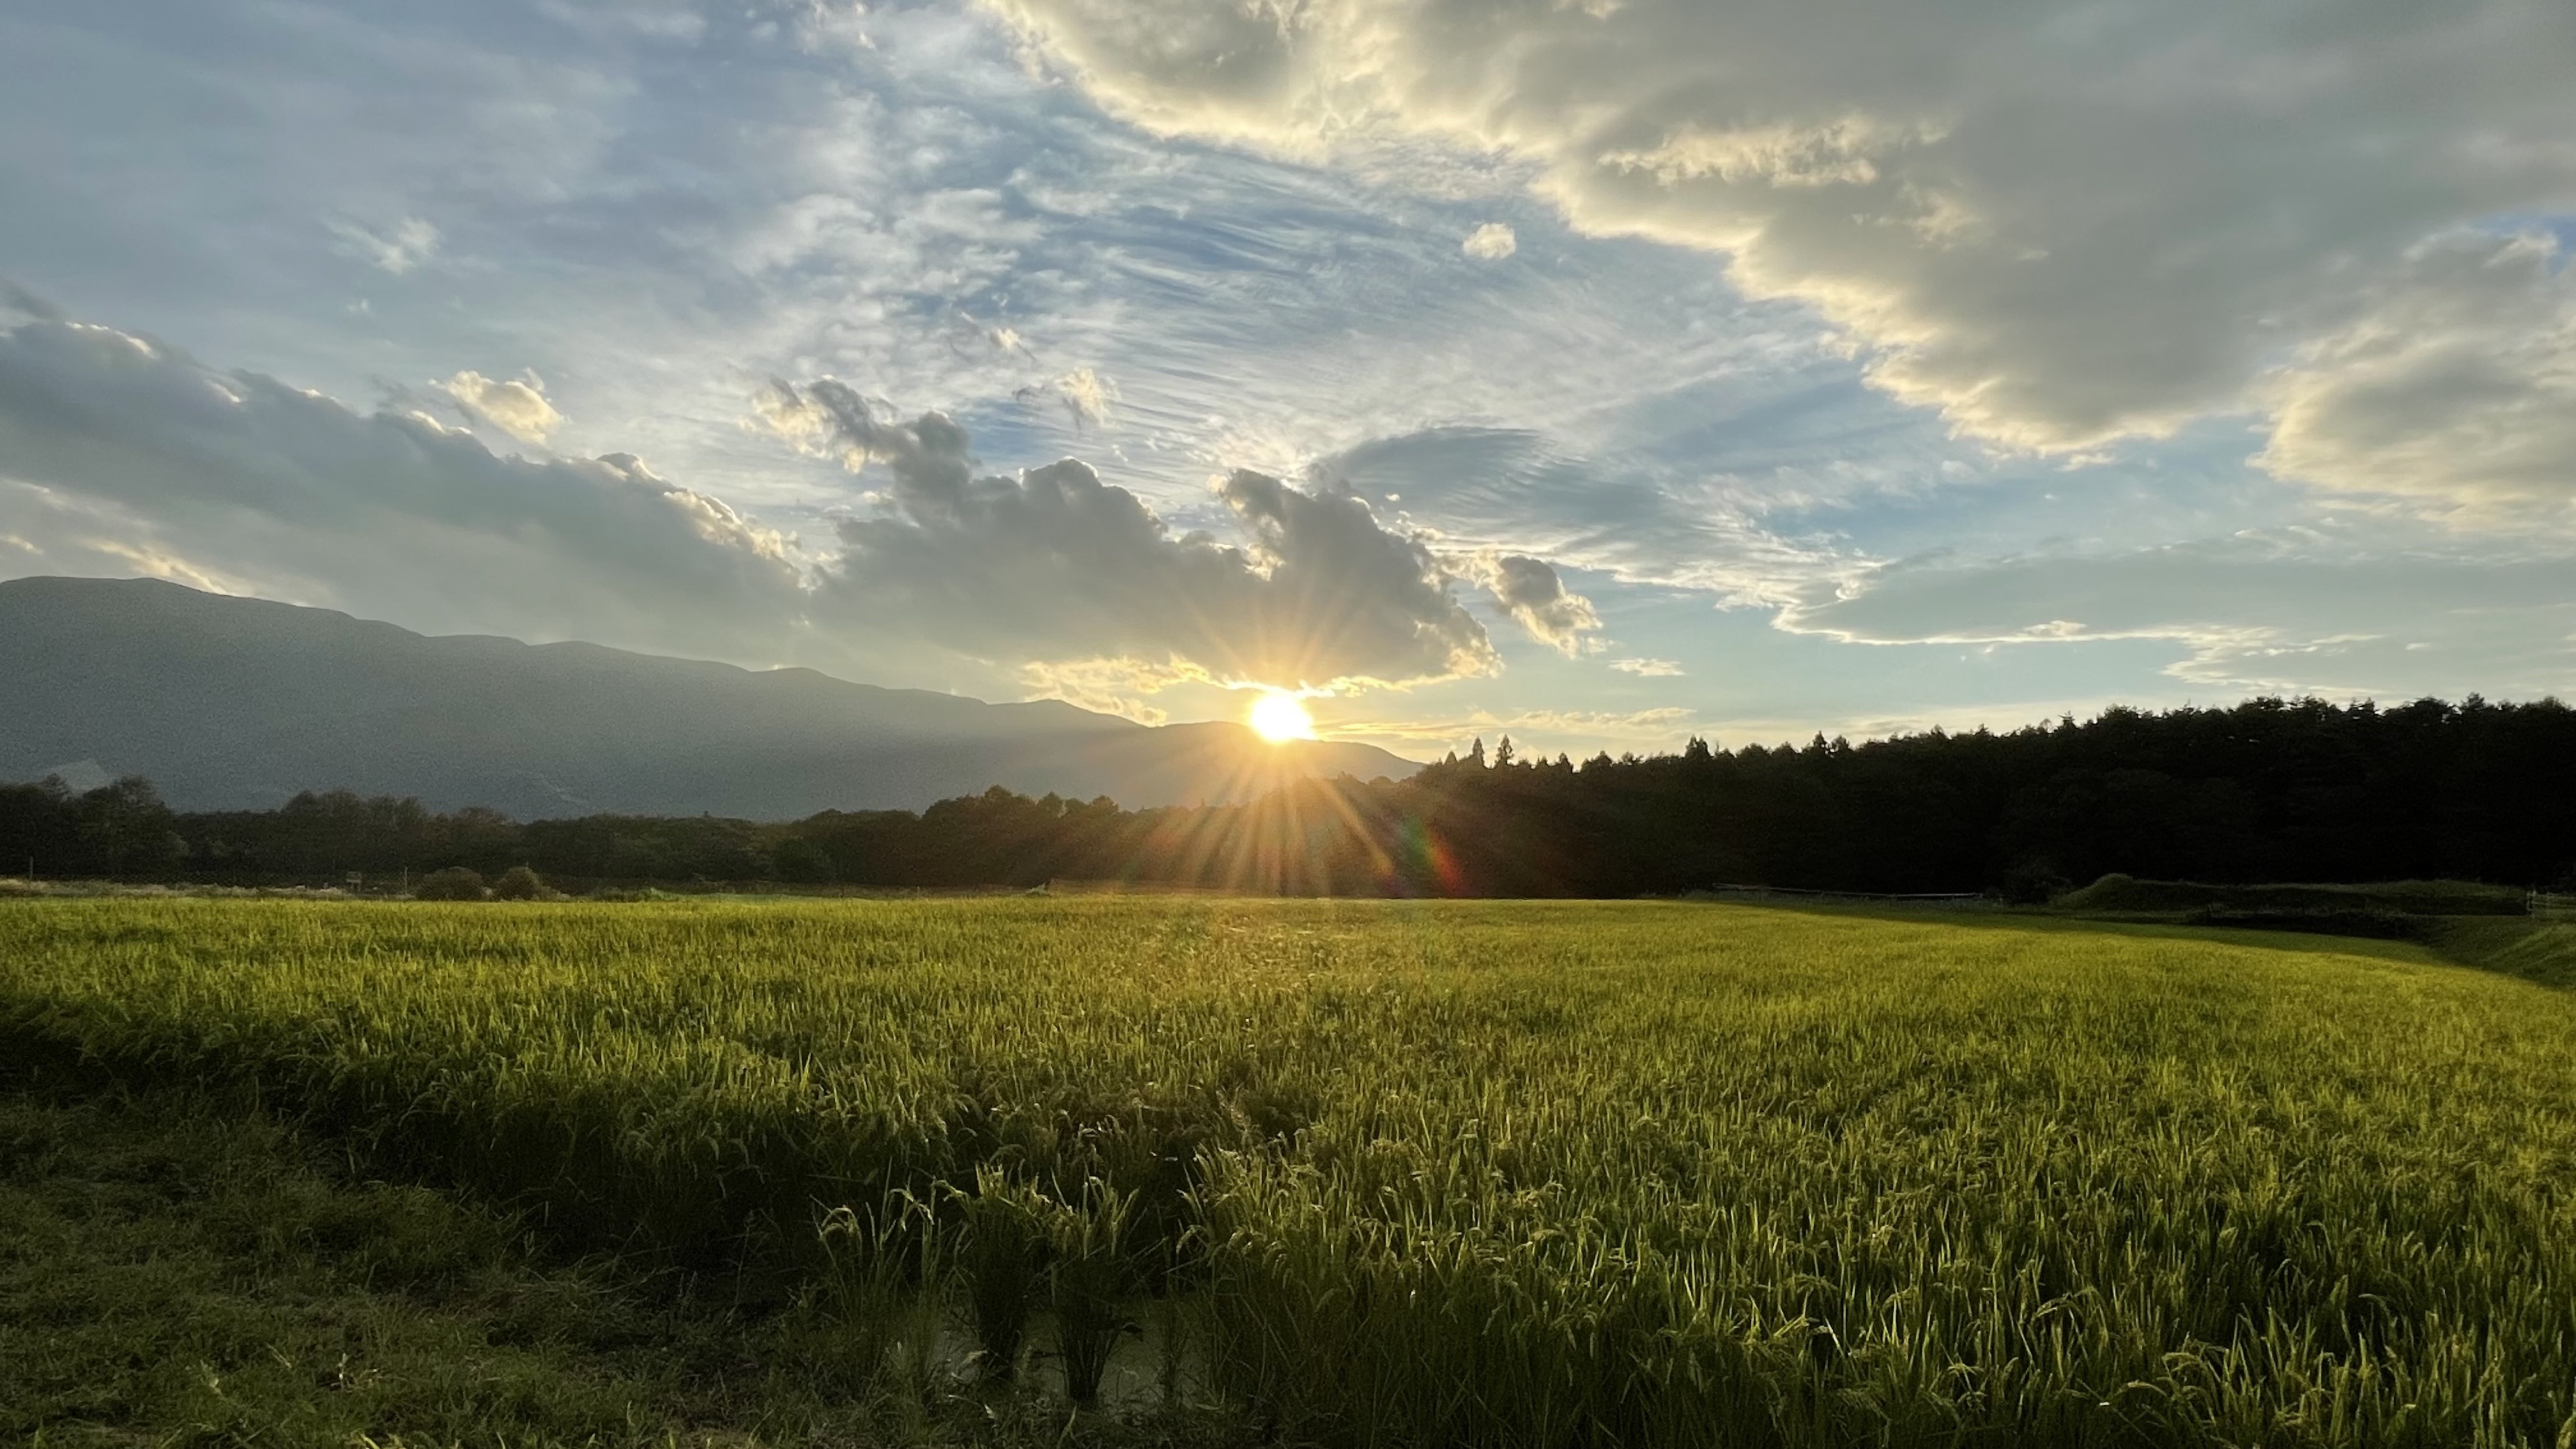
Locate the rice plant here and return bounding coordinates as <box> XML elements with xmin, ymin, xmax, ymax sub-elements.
<box><xmin>813</xmin><ymin>1191</ymin><xmax>940</xmax><ymax>1392</ymax></box>
<box><xmin>1049</xmin><ymin>1176</ymin><xmax>1143</xmax><ymax>1404</ymax></box>
<box><xmin>4</xmin><ymin>895</ymin><xmax>2573</xmax><ymax>1446</ymax></box>
<box><xmin>954</xmin><ymin>1167</ymin><xmax>1051</xmax><ymax>1382</ymax></box>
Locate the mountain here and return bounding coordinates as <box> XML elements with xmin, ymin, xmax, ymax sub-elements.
<box><xmin>0</xmin><ymin>577</ymin><xmax>1418</xmax><ymax>818</ymax></box>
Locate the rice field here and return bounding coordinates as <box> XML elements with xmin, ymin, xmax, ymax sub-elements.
<box><xmin>4</xmin><ymin>896</ymin><xmax>2573</xmax><ymax>1448</ymax></box>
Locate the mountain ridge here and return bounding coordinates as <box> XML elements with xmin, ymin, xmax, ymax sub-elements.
<box><xmin>0</xmin><ymin>576</ymin><xmax>1417</xmax><ymax>818</ymax></box>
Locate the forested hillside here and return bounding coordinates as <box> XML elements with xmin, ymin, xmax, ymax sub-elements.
<box><xmin>8</xmin><ymin>696</ymin><xmax>2572</xmax><ymax>894</ymax></box>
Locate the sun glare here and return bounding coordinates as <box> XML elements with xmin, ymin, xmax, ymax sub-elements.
<box><xmin>1248</xmin><ymin>691</ymin><xmax>1316</xmax><ymax>744</ymax></box>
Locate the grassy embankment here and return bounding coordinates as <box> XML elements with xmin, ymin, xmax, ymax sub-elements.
<box><xmin>2047</xmin><ymin>873</ymin><xmax>2576</xmax><ymax>987</ymax></box>
<box><xmin>6</xmin><ymin>897</ymin><xmax>2575</xmax><ymax>1447</ymax></box>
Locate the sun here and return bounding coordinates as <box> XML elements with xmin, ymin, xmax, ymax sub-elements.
<box><xmin>1247</xmin><ymin>691</ymin><xmax>1316</xmax><ymax>743</ymax></box>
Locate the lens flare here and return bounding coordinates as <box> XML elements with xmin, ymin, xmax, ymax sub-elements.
<box><xmin>1248</xmin><ymin>691</ymin><xmax>1316</xmax><ymax>743</ymax></box>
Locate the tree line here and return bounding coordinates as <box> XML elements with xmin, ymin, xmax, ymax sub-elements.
<box><xmin>6</xmin><ymin>695</ymin><xmax>2572</xmax><ymax>895</ymax></box>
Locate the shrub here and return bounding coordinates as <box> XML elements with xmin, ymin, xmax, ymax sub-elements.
<box><xmin>412</xmin><ymin>866</ymin><xmax>489</xmax><ymax>901</ymax></box>
<box><xmin>489</xmin><ymin>865</ymin><xmax>554</xmax><ymax>901</ymax></box>
<box><xmin>1996</xmin><ymin>857</ymin><xmax>2071</xmax><ymax>905</ymax></box>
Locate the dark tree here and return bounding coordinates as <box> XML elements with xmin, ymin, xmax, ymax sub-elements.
<box><xmin>9</xmin><ymin>694</ymin><xmax>2573</xmax><ymax>896</ymax></box>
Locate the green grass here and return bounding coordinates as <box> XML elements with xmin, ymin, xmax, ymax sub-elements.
<box><xmin>2423</xmin><ymin>917</ymin><xmax>2576</xmax><ymax>989</ymax></box>
<box><xmin>0</xmin><ymin>1079</ymin><xmax>788</xmax><ymax>1448</ymax></box>
<box><xmin>2054</xmin><ymin>875</ymin><xmax>2531</xmax><ymax>917</ymax></box>
<box><xmin>6</xmin><ymin>897</ymin><xmax>2575</xmax><ymax>1447</ymax></box>
<box><xmin>0</xmin><ymin>1080</ymin><xmax>1259</xmax><ymax>1448</ymax></box>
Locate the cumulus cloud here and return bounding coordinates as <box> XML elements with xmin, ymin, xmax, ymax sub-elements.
<box><xmin>0</xmin><ymin>309</ymin><xmax>802</xmax><ymax>658</ymax></box>
<box><xmin>1612</xmin><ymin>657</ymin><xmax>1683</xmax><ymax>677</ymax></box>
<box><xmin>1457</xmin><ymin>551</ymin><xmax>1600</xmax><ymax>655</ymax></box>
<box><xmin>1777</xmin><ymin>544</ymin><xmax>2576</xmax><ymax>698</ymax></box>
<box><xmin>2257</xmin><ymin>231</ymin><xmax>2576</xmax><ymax>512</ymax></box>
<box><xmin>987</xmin><ymin>0</ymin><xmax>2576</xmax><ymax>467</ymax></box>
<box><xmin>439</xmin><ymin>369</ymin><xmax>565</xmax><ymax>445</ymax></box>
<box><xmin>1054</xmin><ymin>365</ymin><xmax>1116</xmax><ymax>428</ymax></box>
<box><xmin>1462</xmin><ymin>222</ymin><xmax>1515</xmax><ymax>260</ymax></box>
<box><xmin>762</xmin><ymin>377</ymin><xmax>1499</xmax><ymax>689</ymax></box>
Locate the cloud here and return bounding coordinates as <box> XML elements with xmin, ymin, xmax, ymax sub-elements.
<box><xmin>1611</xmin><ymin>657</ymin><xmax>1682</xmax><ymax>677</ymax></box>
<box><xmin>1016</xmin><ymin>655</ymin><xmax>1201</xmax><ymax>724</ymax></box>
<box><xmin>439</xmin><ymin>370</ymin><xmax>565</xmax><ymax>445</ymax></box>
<box><xmin>0</xmin><ymin>309</ymin><xmax>804</xmax><ymax>659</ymax></box>
<box><xmin>1337</xmin><ymin>705</ymin><xmax>1697</xmax><ymax>756</ymax></box>
<box><xmin>1053</xmin><ymin>365</ymin><xmax>1116</xmax><ymax>428</ymax></box>
<box><xmin>0</xmin><ymin>302</ymin><xmax>1624</xmax><ymax>701</ymax></box>
<box><xmin>1456</xmin><ymin>551</ymin><xmax>1600</xmax><ymax>655</ymax></box>
<box><xmin>1776</xmin><ymin>543</ymin><xmax>2576</xmax><ymax>698</ymax></box>
<box><xmin>988</xmin><ymin>0</ymin><xmax>2576</xmax><ymax>460</ymax></box>
<box><xmin>328</xmin><ymin>217</ymin><xmax>440</xmax><ymax>275</ymax></box>
<box><xmin>1313</xmin><ymin>424</ymin><xmax>1846</xmax><ymax>604</ymax></box>
<box><xmin>1462</xmin><ymin>222</ymin><xmax>1516</xmax><ymax>260</ymax></box>
<box><xmin>762</xmin><ymin>377</ymin><xmax>1499</xmax><ymax>690</ymax></box>
<box><xmin>0</xmin><ymin>282</ymin><xmax>63</xmax><ymax>325</ymax></box>
<box><xmin>2256</xmin><ymin>231</ymin><xmax>2576</xmax><ymax>513</ymax></box>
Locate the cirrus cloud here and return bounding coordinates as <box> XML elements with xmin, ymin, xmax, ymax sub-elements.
<box><xmin>327</xmin><ymin>216</ymin><xmax>440</xmax><ymax>275</ymax></box>
<box><xmin>986</xmin><ymin>0</ymin><xmax>2576</xmax><ymax>482</ymax></box>
<box><xmin>1776</xmin><ymin>542</ymin><xmax>2576</xmax><ymax>698</ymax></box>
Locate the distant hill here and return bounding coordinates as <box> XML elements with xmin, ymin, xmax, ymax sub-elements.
<box><xmin>0</xmin><ymin>576</ymin><xmax>1417</xmax><ymax>818</ymax></box>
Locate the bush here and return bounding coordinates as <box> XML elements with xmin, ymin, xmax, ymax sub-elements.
<box><xmin>1997</xmin><ymin>857</ymin><xmax>2072</xmax><ymax>905</ymax></box>
<box><xmin>413</xmin><ymin>866</ymin><xmax>489</xmax><ymax>901</ymax></box>
<box><xmin>489</xmin><ymin>865</ymin><xmax>555</xmax><ymax>901</ymax></box>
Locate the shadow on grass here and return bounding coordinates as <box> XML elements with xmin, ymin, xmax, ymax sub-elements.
<box><xmin>1691</xmin><ymin>896</ymin><xmax>2454</xmax><ymax>967</ymax></box>
<box><xmin>0</xmin><ymin>1078</ymin><xmax>1265</xmax><ymax>1449</ymax></box>
<box><xmin>1702</xmin><ymin>895</ymin><xmax>2576</xmax><ymax>991</ymax></box>
<box><xmin>2418</xmin><ymin>917</ymin><xmax>2576</xmax><ymax>989</ymax></box>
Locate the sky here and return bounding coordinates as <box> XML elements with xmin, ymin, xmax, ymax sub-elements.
<box><xmin>3</xmin><ymin>0</ymin><xmax>2572</xmax><ymax>762</ymax></box>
